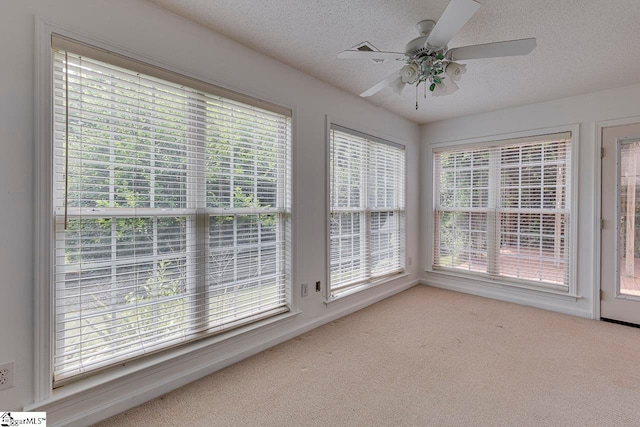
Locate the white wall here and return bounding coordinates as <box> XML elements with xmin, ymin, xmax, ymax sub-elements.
<box><xmin>0</xmin><ymin>0</ymin><xmax>420</xmax><ymax>423</ymax></box>
<box><xmin>421</xmin><ymin>82</ymin><xmax>640</xmax><ymax>319</ymax></box>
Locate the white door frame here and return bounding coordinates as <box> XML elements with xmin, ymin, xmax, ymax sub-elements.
<box><xmin>594</xmin><ymin>115</ymin><xmax>640</xmax><ymax>320</ymax></box>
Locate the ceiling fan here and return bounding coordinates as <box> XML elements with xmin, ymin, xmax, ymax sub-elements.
<box><xmin>337</xmin><ymin>0</ymin><xmax>536</xmax><ymax>109</ymax></box>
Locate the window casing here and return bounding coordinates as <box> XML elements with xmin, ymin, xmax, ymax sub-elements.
<box><xmin>433</xmin><ymin>132</ymin><xmax>572</xmax><ymax>290</ymax></box>
<box><xmin>329</xmin><ymin>126</ymin><xmax>406</xmax><ymax>295</ymax></box>
<box><xmin>52</xmin><ymin>36</ymin><xmax>291</xmax><ymax>384</ymax></box>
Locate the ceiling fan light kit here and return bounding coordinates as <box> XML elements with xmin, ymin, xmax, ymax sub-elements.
<box><xmin>337</xmin><ymin>0</ymin><xmax>536</xmax><ymax>109</ymax></box>
<box><xmin>393</xmin><ymin>43</ymin><xmax>467</xmax><ymax>109</ymax></box>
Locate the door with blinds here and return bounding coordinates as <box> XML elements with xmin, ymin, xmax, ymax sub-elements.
<box><xmin>601</xmin><ymin>123</ymin><xmax>640</xmax><ymax>325</ymax></box>
<box><xmin>52</xmin><ymin>35</ymin><xmax>291</xmax><ymax>384</ymax></box>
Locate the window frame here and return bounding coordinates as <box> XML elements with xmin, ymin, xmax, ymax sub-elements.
<box><xmin>34</xmin><ymin>22</ymin><xmax>297</xmax><ymax>402</ymax></box>
<box><xmin>425</xmin><ymin>125</ymin><xmax>580</xmax><ymax>297</ymax></box>
<box><xmin>325</xmin><ymin>119</ymin><xmax>407</xmax><ymax>300</ymax></box>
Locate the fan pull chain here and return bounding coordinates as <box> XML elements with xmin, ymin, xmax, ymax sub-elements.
<box><xmin>424</xmin><ymin>80</ymin><xmax>427</xmax><ymax>98</ymax></box>
<box><xmin>415</xmin><ymin>84</ymin><xmax>419</xmax><ymax>110</ymax></box>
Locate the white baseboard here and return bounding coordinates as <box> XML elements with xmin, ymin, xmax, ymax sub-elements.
<box><xmin>34</xmin><ymin>279</ymin><xmax>419</xmax><ymax>427</ymax></box>
<box><xmin>419</xmin><ymin>277</ymin><xmax>592</xmax><ymax>319</ymax></box>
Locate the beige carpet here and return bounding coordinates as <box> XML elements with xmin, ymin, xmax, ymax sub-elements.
<box><xmin>94</xmin><ymin>286</ymin><xmax>640</xmax><ymax>426</ymax></box>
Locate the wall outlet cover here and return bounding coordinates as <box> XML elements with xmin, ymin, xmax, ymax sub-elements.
<box><xmin>0</xmin><ymin>361</ymin><xmax>15</xmax><ymax>391</ymax></box>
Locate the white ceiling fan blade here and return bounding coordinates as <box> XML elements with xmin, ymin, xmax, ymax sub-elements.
<box><xmin>425</xmin><ymin>0</ymin><xmax>480</xmax><ymax>49</ymax></box>
<box><xmin>360</xmin><ymin>70</ymin><xmax>402</xmax><ymax>97</ymax></box>
<box><xmin>447</xmin><ymin>38</ymin><xmax>537</xmax><ymax>61</ymax></box>
<box><xmin>390</xmin><ymin>76</ymin><xmax>407</xmax><ymax>95</ymax></box>
<box><xmin>338</xmin><ymin>50</ymin><xmax>406</xmax><ymax>60</ymax></box>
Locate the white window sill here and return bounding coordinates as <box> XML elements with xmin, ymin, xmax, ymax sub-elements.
<box><xmin>425</xmin><ymin>268</ymin><xmax>581</xmax><ymax>301</ymax></box>
<box><xmin>26</xmin><ymin>309</ymin><xmax>301</xmax><ymax>412</ymax></box>
<box><xmin>325</xmin><ymin>272</ymin><xmax>410</xmax><ymax>304</ymax></box>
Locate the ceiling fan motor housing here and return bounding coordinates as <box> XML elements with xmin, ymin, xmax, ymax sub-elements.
<box><xmin>405</xmin><ymin>20</ymin><xmax>442</xmax><ymax>57</ymax></box>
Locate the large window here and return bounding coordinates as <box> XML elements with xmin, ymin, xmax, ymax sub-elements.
<box><xmin>433</xmin><ymin>132</ymin><xmax>572</xmax><ymax>290</ymax></box>
<box><xmin>329</xmin><ymin>125</ymin><xmax>405</xmax><ymax>295</ymax></box>
<box><xmin>52</xmin><ymin>36</ymin><xmax>291</xmax><ymax>384</ymax></box>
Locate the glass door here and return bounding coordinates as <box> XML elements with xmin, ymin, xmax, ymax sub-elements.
<box><xmin>601</xmin><ymin>123</ymin><xmax>640</xmax><ymax>324</ymax></box>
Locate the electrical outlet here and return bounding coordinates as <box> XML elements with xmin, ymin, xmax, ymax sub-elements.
<box><xmin>315</xmin><ymin>281</ymin><xmax>321</xmax><ymax>292</ymax></box>
<box><xmin>301</xmin><ymin>283</ymin><xmax>309</xmax><ymax>297</ymax></box>
<box><xmin>0</xmin><ymin>361</ymin><xmax>15</xmax><ymax>391</ymax></box>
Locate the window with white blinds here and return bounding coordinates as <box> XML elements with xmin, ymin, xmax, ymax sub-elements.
<box><xmin>433</xmin><ymin>132</ymin><xmax>572</xmax><ymax>290</ymax></box>
<box><xmin>329</xmin><ymin>126</ymin><xmax>405</xmax><ymax>295</ymax></box>
<box><xmin>52</xmin><ymin>35</ymin><xmax>291</xmax><ymax>384</ymax></box>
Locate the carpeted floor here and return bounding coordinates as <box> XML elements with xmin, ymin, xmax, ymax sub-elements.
<box><xmin>94</xmin><ymin>286</ymin><xmax>640</xmax><ymax>426</ymax></box>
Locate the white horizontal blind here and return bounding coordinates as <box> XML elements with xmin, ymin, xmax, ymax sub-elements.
<box><xmin>433</xmin><ymin>133</ymin><xmax>571</xmax><ymax>289</ymax></box>
<box><xmin>329</xmin><ymin>127</ymin><xmax>405</xmax><ymax>294</ymax></box>
<box><xmin>52</xmin><ymin>42</ymin><xmax>291</xmax><ymax>384</ymax></box>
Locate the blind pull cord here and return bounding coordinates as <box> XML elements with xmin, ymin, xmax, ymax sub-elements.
<box><xmin>64</xmin><ymin>51</ymin><xmax>70</xmax><ymax>230</ymax></box>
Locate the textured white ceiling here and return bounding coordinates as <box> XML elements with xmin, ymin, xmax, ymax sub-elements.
<box><xmin>147</xmin><ymin>0</ymin><xmax>640</xmax><ymax>124</ymax></box>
